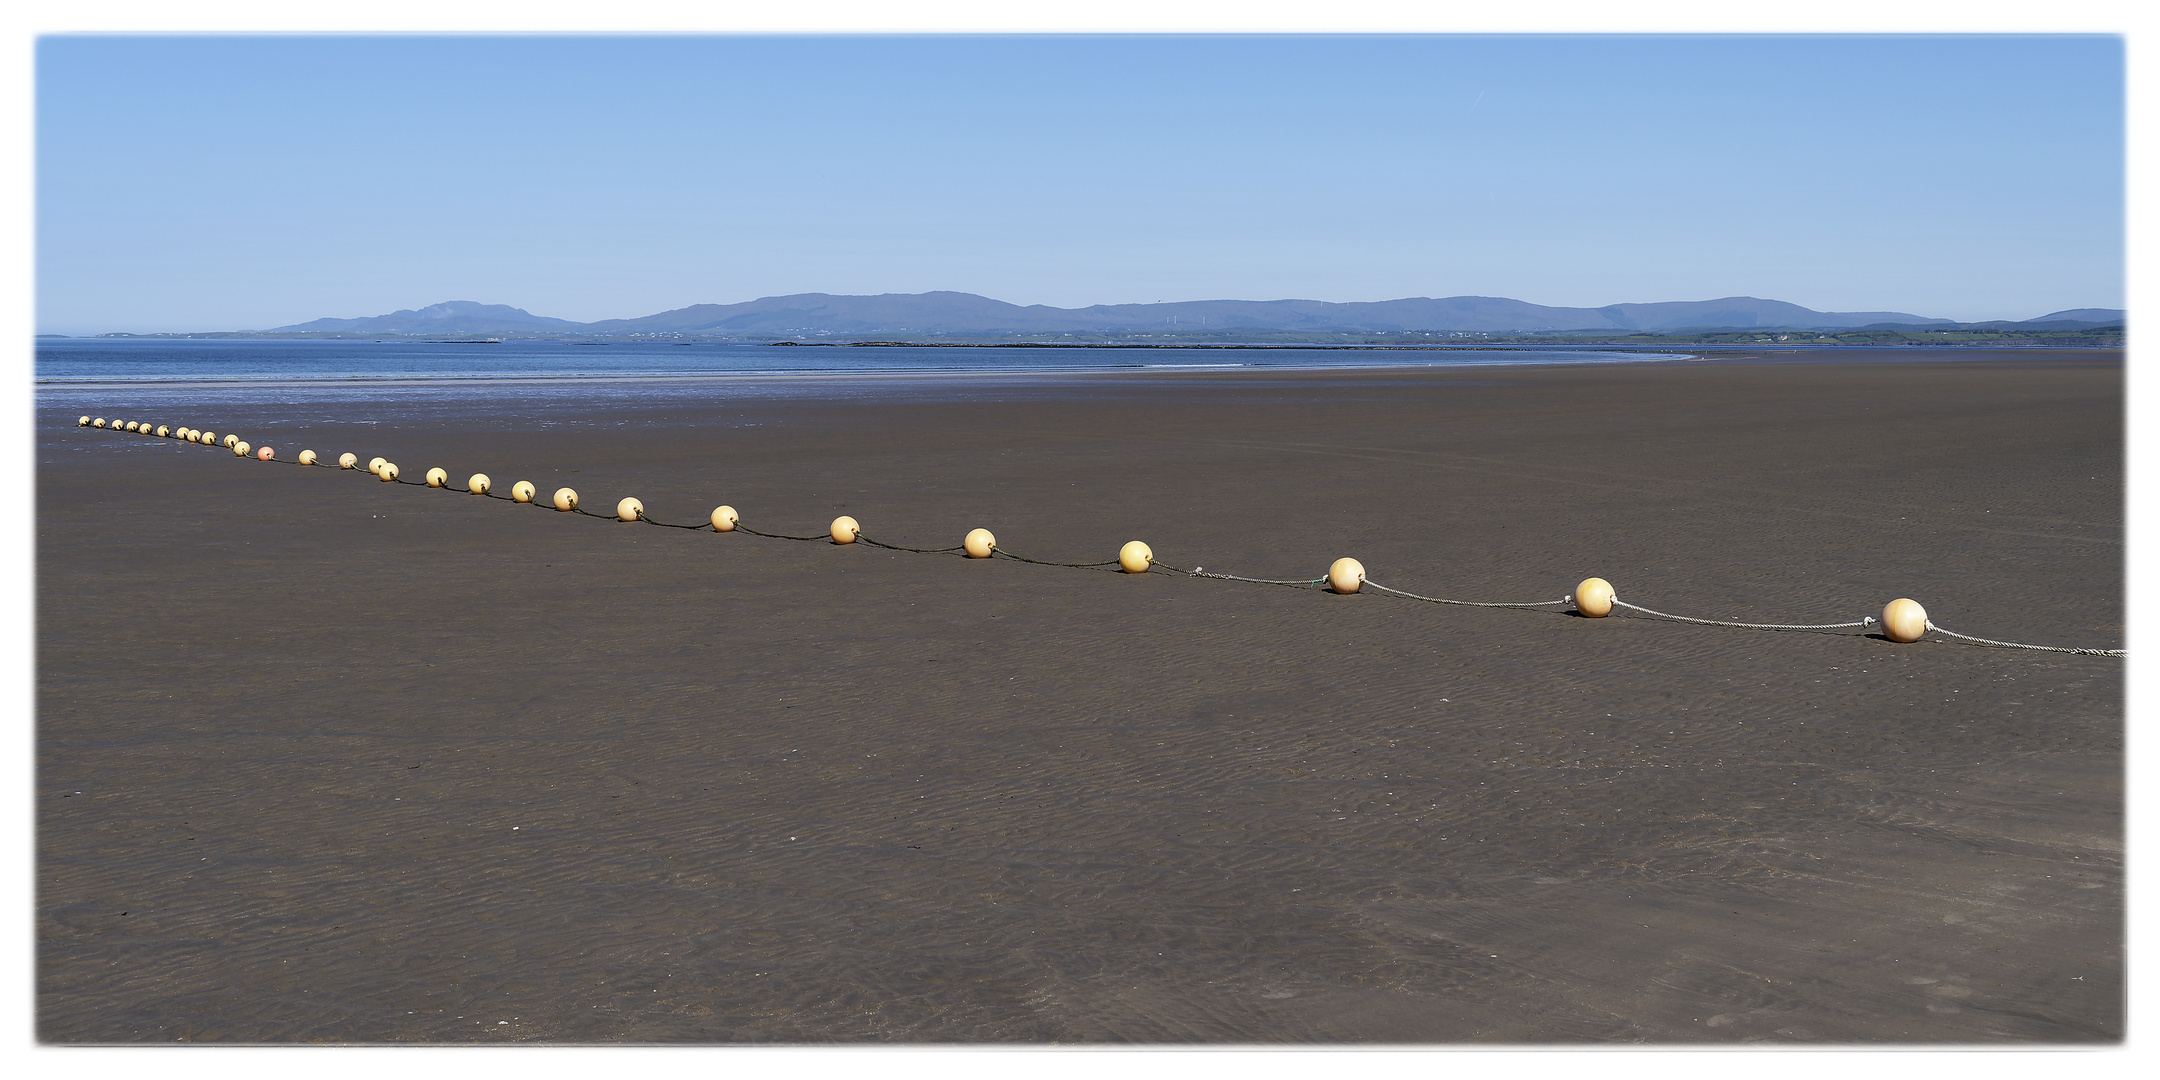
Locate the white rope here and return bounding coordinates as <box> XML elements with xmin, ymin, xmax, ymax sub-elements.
<box><xmin>1611</xmin><ymin>597</ymin><xmax>1872</xmax><ymax>631</ymax></box>
<box><xmin>1925</xmin><ymin>621</ymin><xmax>2124</xmax><ymax>657</ymax></box>
<box><xmin>1363</xmin><ymin>580</ymin><xmax>1571</xmax><ymax>608</ymax></box>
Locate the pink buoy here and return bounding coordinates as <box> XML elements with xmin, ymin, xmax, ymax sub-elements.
<box><xmin>256</xmin><ymin>445</ymin><xmax>275</xmax><ymax>461</ymax></box>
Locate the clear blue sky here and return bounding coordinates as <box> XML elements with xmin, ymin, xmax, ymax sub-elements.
<box><xmin>36</xmin><ymin>34</ymin><xmax>2124</xmax><ymax>334</ymax></box>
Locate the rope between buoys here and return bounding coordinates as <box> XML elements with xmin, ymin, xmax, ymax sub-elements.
<box><xmin>988</xmin><ymin>547</ymin><xmax>1122</xmax><ymax>569</ymax></box>
<box><xmin>734</xmin><ymin>523</ymin><xmax>831</xmax><ymax>542</ymax></box>
<box><xmin>1149</xmin><ymin>558</ymin><xmax>1327</xmax><ymax>587</ymax></box>
<box><xmin>1611</xmin><ymin>598</ymin><xmax>1871</xmax><ymax>631</ymax></box>
<box><xmin>856</xmin><ymin>534</ymin><xmax>967</xmax><ymax>554</ymax></box>
<box><xmin>1363</xmin><ymin>580</ymin><xmax>1572</xmax><ymax>609</ymax></box>
<box><xmin>1925</xmin><ymin>621</ymin><xmax>2124</xmax><ymax>657</ymax></box>
<box><xmin>634</xmin><ymin>511</ymin><xmax>713</xmax><ymax>531</ymax></box>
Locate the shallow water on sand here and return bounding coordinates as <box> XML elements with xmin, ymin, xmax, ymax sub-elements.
<box><xmin>37</xmin><ymin>355</ymin><xmax>2122</xmax><ymax>1042</ymax></box>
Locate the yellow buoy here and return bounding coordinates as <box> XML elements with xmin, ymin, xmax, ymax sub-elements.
<box><xmin>1329</xmin><ymin>557</ymin><xmax>1365</xmax><ymax>594</ymax></box>
<box><xmin>379</xmin><ymin>462</ymin><xmax>399</xmax><ymax>482</ymax></box>
<box><xmin>553</xmin><ymin>487</ymin><xmax>578</xmax><ymax>511</ymax></box>
<box><xmin>425</xmin><ymin>467</ymin><xmax>448</xmax><ymax>488</ymax></box>
<box><xmin>155</xmin><ymin>425</ymin><xmax>170</xmax><ymax>438</ymax></box>
<box><xmin>831</xmin><ymin>516</ymin><xmax>859</xmax><ymax>543</ymax></box>
<box><xmin>367</xmin><ymin>456</ymin><xmax>387</xmax><ymax>475</ymax></box>
<box><xmin>198</xmin><ymin>430</ymin><xmax>214</xmax><ymax>444</ymax></box>
<box><xmin>256</xmin><ymin>445</ymin><xmax>275</xmax><ymax>461</ymax></box>
<box><xmin>124</xmin><ymin>422</ymin><xmax>138</xmax><ymax>432</ymax></box>
<box><xmin>92</xmin><ymin>418</ymin><xmax>106</xmax><ymax>428</ymax></box>
<box><xmin>467</xmin><ymin>473</ymin><xmax>490</xmax><ymax>495</ymax></box>
<box><xmin>711</xmin><ymin>505</ymin><xmax>738</xmax><ymax>531</ymax></box>
<box><xmin>77</xmin><ymin>416</ymin><xmax>89</xmax><ymax>426</ymax></box>
<box><xmin>338</xmin><ymin>452</ymin><xmax>358</xmax><ymax>469</ymax></box>
<box><xmin>298</xmin><ymin>450</ymin><xmax>318</xmax><ymax>465</ymax></box>
<box><xmin>185</xmin><ymin>430</ymin><xmax>199</xmax><ymax>443</ymax></box>
<box><xmin>232</xmin><ymin>441</ymin><xmax>251</xmax><ymax>457</ymax></box>
<box><xmin>1119</xmin><ymin>540</ymin><xmax>1153</xmax><ymax>574</ymax></box>
<box><xmin>964</xmin><ymin>528</ymin><xmax>996</xmax><ymax>558</ymax></box>
<box><xmin>617</xmin><ymin>497</ymin><xmax>643</xmax><ymax>522</ymax></box>
<box><xmin>511</xmin><ymin>481</ymin><xmax>535</xmax><ymax>503</ymax></box>
<box><xmin>1574</xmin><ymin>577</ymin><xmax>1615</xmax><ymax>618</ymax></box>
<box><xmin>1881</xmin><ymin>598</ymin><xmax>1928</xmax><ymax>643</ymax></box>
<box><xmin>223</xmin><ymin>434</ymin><xmax>238</xmax><ymax>448</ymax></box>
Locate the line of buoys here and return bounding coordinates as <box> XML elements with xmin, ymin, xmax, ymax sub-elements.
<box><xmin>73</xmin><ymin>419</ymin><xmax>2120</xmax><ymax>656</ymax></box>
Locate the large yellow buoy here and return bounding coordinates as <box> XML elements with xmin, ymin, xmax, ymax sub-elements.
<box><xmin>425</xmin><ymin>467</ymin><xmax>448</xmax><ymax>488</ymax></box>
<box><xmin>338</xmin><ymin>452</ymin><xmax>358</xmax><ymax>469</ymax></box>
<box><xmin>965</xmin><ymin>528</ymin><xmax>996</xmax><ymax>558</ymax></box>
<box><xmin>77</xmin><ymin>416</ymin><xmax>89</xmax><ymax>427</ymax></box>
<box><xmin>379</xmin><ymin>462</ymin><xmax>399</xmax><ymax>482</ymax></box>
<box><xmin>367</xmin><ymin>456</ymin><xmax>387</xmax><ymax>475</ymax></box>
<box><xmin>256</xmin><ymin>445</ymin><xmax>275</xmax><ymax>461</ymax></box>
<box><xmin>1329</xmin><ymin>557</ymin><xmax>1366</xmax><ymax>594</ymax></box>
<box><xmin>156</xmin><ymin>425</ymin><xmax>171</xmax><ymax>438</ymax></box>
<box><xmin>232</xmin><ymin>441</ymin><xmax>251</xmax><ymax>457</ymax></box>
<box><xmin>1881</xmin><ymin>598</ymin><xmax>1928</xmax><ymax>643</ymax></box>
<box><xmin>298</xmin><ymin>450</ymin><xmax>318</xmax><ymax>465</ymax></box>
<box><xmin>1574</xmin><ymin>577</ymin><xmax>1615</xmax><ymax>618</ymax></box>
<box><xmin>553</xmin><ymin>487</ymin><xmax>578</xmax><ymax>511</ymax></box>
<box><xmin>1119</xmin><ymin>540</ymin><xmax>1153</xmax><ymax>574</ymax></box>
<box><xmin>617</xmin><ymin>497</ymin><xmax>643</xmax><ymax>522</ymax></box>
<box><xmin>511</xmin><ymin>481</ymin><xmax>535</xmax><ymax>503</ymax></box>
<box><xmin>223</xmin><ymin>434</ymin><xmax>238</xmax><ymax>448</ymax></box>
<box><xmin>711</xmin><ymin>505</ymin><xmax>738</xmax><ymax>531</ymax></box>
<box><xmin>831</xmin><ymin>516</ymin><xmax>859</xmax><ymax>543</ymax></box>
<box><xmin>467</xmin><ymin>473</ymin><xmax>490</xmax><ymax>495</ymax></box>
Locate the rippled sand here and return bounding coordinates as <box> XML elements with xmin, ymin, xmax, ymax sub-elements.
<box><xmin>38</xmin><ymin>352</ymin><xmax>2122</xmax><ymax>1042</ymax></box>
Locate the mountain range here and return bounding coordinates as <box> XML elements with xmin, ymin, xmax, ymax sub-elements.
<box><xmin>267</xmin><ymin>295</ymin><xmax>2125</xmax><ymax>338</ymax></box>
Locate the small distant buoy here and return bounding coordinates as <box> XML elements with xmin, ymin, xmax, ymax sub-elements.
<box><xmin>338</xmin><ymin>453</ymin><xmax>358</xmax><ymax>469</ymax></box>
<box><xmin>256</xmin><ymin>445</ymin><xmax>275</xmax><ymax>461</ymax></box>
<box><xmin>1574</xmin><ymin>577</ymin><xmax>1615</xmax><ymax>618</ymax></box>
<box><xmin>379</xmin><ymin>462</ymin><xmax>400</xmax><ymax>482</ymax></box>
<box><xmin>298</xmin><ymin>450</ymin><xmax>318</xmax><ymax>465</ymax></box>
<box><xmin>965</xmin><ymin>528</ymin><xmax>996</xmax><ymax>558</ymax></box>
<box><xmin>1329</xmin><ymin>557</ymin><xmax>1365</xmax><ymax>594</ymax></box>
<box><xmin>77</xmin><ymin>416</ymin><xmax>88</xmax><ymax>426</ymax></box>
<box><xmin>223</xmin><ymin>434</ymin><xmax>238</xmax><ymax>448</ymax></box>
<box><xmin>711</xmin><ymin>505</ymin><xmax>737</xmax><ymax>531</ymax></box>
<box><xmin>511</xmin><ymin>481</ymin><xmax>535</xmax><ymax>503</ymax></box>
<box><xmin>125</xmin><ymin>422</ymin><xmax>139</xmax><ymax>432</ymax></box>
<box><xmin>367</xmin><ymin>456</ymin><xmax>387</xmax><ymax>476</ymax></box>
<box><xmin>553</xmin><ymin>487</ymin><xmax>578</xmax><ymax>511</ymax></box>
<box><xmin>467</xmin><ymin>473</ymin><xmax>490</xmax><ymax>495</ymax></box>
<box><xmin>1120</xmin><ymin>540</ymin><xmax>1153</xmax><ymax>574</ymax></box>
<box><xmin>425</xmin><ymin>467</ymin><xmax>448</xmax><ymax>488</ymax></box>
<box><xmin>198</xmin><ymin>431</ymin><xmax>214</xmax><ymax>445</ymax></box>
<box><xmin>156</xmin><ymin>425</ymin><xmax>170</xmax><ymax>438</ymax></box>
<box><xmin>617</xmin><ymin>497</ymin><xmax>643</xmax><ymax>522</ymax></box>
<box><xmin>92</xmin><ymin>418</ymin><xmax>106</xmax><ymax>428</ymax></box>
<box><xmin>232</xmin><ymin>441</ymin><xmax>251</xmax><ymax>457</ymax></box>
<box><xmin>831</xmin><ymin>516</ymin><xmax>859</xmax><ymax>543</ymax></box>
<box><xmin>1881</xmin><ymin>598</ymin><xmax>1928</xmax><ymax>643</ymax></box>
<box><xmin>185</xmin><ymin>430</ymin><xmax>199</xmax><ymax>443</ymax></box>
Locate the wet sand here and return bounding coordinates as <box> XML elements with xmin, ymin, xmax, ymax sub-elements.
<box><xmin>36</xmin><ymin>351</ymin><xmax>2123</xmax><ymax>1042</ymax></box>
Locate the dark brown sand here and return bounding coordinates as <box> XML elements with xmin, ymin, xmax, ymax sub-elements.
<box><xmin>37</xmin><ymin>351</ymin><xmax>2122</xmax><ymax>1042</ymax></box>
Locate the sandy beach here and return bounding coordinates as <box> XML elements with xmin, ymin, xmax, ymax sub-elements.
<box><xmin>36</xmin><ymin>350</ymin><xmax>2122</xmax><ymax>1042</ymax></box>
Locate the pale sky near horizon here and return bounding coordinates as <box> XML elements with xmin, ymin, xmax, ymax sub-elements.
<box><xmin>36</xmin><ymin>34</ymin><xmax>2124</xmax><ymax>334</ymax></box>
